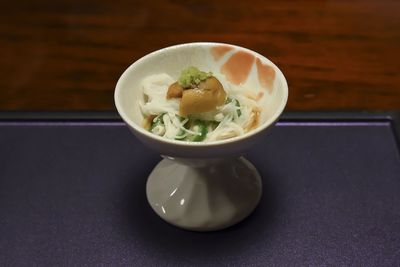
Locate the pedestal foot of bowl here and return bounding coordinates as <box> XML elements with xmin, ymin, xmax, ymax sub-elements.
<box><xmin>146</xmin><ymin>157</ymin><xmax>262</xmax><ymax>231</ymax></box>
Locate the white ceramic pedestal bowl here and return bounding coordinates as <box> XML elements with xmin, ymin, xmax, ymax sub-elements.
<box><xmin>115</xmin><ymin>42</ymin><xmax>288</xmax><ymax>231</ymax></box>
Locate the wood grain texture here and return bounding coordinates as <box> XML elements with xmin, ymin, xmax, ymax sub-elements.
<box><xmin>0</xmin><ymin>0</ymin><xmax>399</xmax><ymax>111</ymax></box>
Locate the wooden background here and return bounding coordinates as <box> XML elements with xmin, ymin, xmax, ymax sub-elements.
<box><xmin>1</xmin><ymin>0</ymin><xmax>399</xmax><ymax>111</ymax></box>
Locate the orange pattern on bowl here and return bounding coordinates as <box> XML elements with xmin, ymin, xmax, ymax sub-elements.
<box><xmin>211</xmin><ymin>45</ymin><xmax>233</xmax><ymax>61</ymax></box>
<box><xmin>256</xmin><ymin>58</ymin><xmax>275</xmax><ymax>93</ymax></box>
<box><xmin>221</xmin><ymin>51</ymin><xmax>255</xmax><ymax>85</ymax></box>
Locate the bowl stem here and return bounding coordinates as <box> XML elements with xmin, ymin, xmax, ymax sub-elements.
<box><xmin>146</xmin><ymin>157</ymin><xmax>262</xmax><ymax>231</ymax></box>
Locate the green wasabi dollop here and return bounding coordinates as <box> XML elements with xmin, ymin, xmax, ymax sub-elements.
<box><xmin>178</xmin><ymin>67</ymin><xmax>212</xmax><ymax>88</ymax></box>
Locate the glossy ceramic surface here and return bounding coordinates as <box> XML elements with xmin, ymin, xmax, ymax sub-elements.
<box><xmin>115</xmin><ymin>42</ymin><xmax>288</xmax><ymax>158</ymax></box>
<box><xmin>146</xmin><ymin>157</ymin><xmax>262</xmax><ymax>231</ymax></box>
<box><xmin>114</xmin><ymin>43</ymin><xmax>288</xmax><ymax>230</ymax></box>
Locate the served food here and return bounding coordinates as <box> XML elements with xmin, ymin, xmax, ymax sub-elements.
<box><xmin>140</xmin><ymin>67</ymin><xmax>261</xmax><ymax>142</ymax></box>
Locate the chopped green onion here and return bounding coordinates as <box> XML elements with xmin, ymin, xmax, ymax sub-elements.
<box><xmin>150</xmin><ymin>113</ymin><xmax>165</xmax><ymax>131</ymax></box>
<box><xmin>225</xmin><ymin>97</ymin><xmax>241</xmax><ymax>117</ymax></box>
<box><xmin>234</xmin><ymin>99</ymin><xmax>242</xmax><ymax>117</ymax></box>
<box><xmin>225</xmin><ymin>97</ymin><xmax>232</xmax><ymax>104</ymax></box>
<box><xmin>185</xmin><ymin>120</ymin><xmax>207</xmax><ymax>142</ymax></box>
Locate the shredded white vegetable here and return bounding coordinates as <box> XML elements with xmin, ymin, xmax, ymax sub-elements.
<box><xmin>140</xmin><ymin>73</ymin><xmax>260</xmax><ymax>141</ymax></box>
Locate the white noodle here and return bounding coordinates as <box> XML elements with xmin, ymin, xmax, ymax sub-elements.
<box><xmin>140</xmin><ymin>74</ymin><xmax>261</xmax><ymax>141</ymax></box>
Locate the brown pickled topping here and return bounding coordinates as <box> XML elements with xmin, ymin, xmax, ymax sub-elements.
<box><xmin>179</xmin><ymin>76</ymin><xmax>226</xmax><ymax>116</ymax></box>
<box><xmin>198</xmin><ymin>76</ymin><xmax>226</xmax><ymax>106</ymax></box>
<box><xmin>245</xmin><ymin>108</ymin><xmax>260</xmax><ymax>132</ymax></box>
<box><xmin>166</xmin><ymin>82</ymin><xmax>184</xmax><ymax>99</ymax></box>
<box><xmin>143</xmin><ymin>115</ymin><xmax>155</xmax><ymax>130</ymax></box>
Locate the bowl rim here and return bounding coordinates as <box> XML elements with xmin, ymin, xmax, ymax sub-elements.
<box><xmin>115</xmin><ymin>42</ymin><xmax>288</xmax><ymax>147</ymax></box>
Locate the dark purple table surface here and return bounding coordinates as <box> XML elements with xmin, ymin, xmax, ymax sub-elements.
<box><xmin>0</xmin><ymin>113</ymin><xmax>399</xmax><ymax>266</ymax></box>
